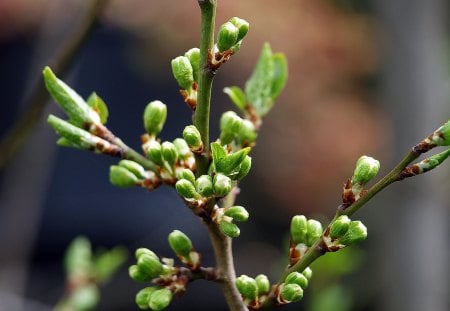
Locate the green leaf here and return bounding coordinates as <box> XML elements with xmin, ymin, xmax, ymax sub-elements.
<box><xmin>216</xmin><ymin>147</ymin><xmax>251</xmax><ymax>175</ymax></box>
<box><xmin>270</xmin><ymin>53</ymin><xmax>288</xmax><ymax>100</ymax></box>
<box><xmin>223</xmin><ymin>86</ymin><xmax>247</xmax><ymax>112</ymax></box>
<box><xmin>87</xmin><ymin>92</ymin><xmax>109</xmax><ymax>124</ymax></box>
<box><xmin>245</xmin><ymin>43</ymin><xmax>275</xmax><ymax>117</ymax></box>
<box><xmin>94</xmin><ymin>246</ymin><xmax>128</xmax><ymax>283</ymax></box>
<box><xmin>211</xmin><ymin>142</ymin><xmax>227</xmax><ymax>167</ymax></box>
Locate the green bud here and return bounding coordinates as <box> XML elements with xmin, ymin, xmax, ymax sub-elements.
<box><xmin>119</xmin><ymin>160</ymin><xmax>147</xmax><ymax>179</ymax></box>
<box><xmin>281</xmin><ymin>283</ymin><xmax>303</xmax><ymax>302</ymax></box>
<box><xmin>352</xmin><ymin>155</ymin><xmax>380</xmax><ymax>185</ymax></box>
<box><xmin>86</xmin><ymin>92</ymin><xmax>109</xmax><ymax>124</ymax></box>
<box><xmin>183</xmin><ymin>125</ymin><xmax>203</xmax><ymax>152</ymax></box>
<box><xmin>290</xmin><ymin>215</ymin><xmax>307</xmax><ymax>245</ymax></box>
<box><xmin>306</xmin><ymin>219</ymin><xmax>323</xmax><ymax>247</ymax></box>
<box><xmin>175</xmin><ymin>179</ymin><xmax>201</xmax><ymax>200</ymax></box>
<box><xmin>213</xmin><ymin>173</ymin><xmax>232</xmax><ymax>197</ymax></box>
<box><xmin>220</xmin><ymin>111</ymin><xmax>243</xmax><ymax>145</ymax></box>
<box><xmin>136</xmin><ymin>248</ymin><xmax>158</xmax><ymax>261</ymax></box>
<box><xmin>110</xmin><ymin>165</ymin><xmax>138</xmax><ymax>188</ymax></box>
<box><xmin>220</xmin><ymin>220</ymin><xmax>240</xmax><ymax>238</ymax></box>
<box><xmin>161</xmin><ymin>141</ymin><xmax>178</xmax><ymax>166</ymax></box>
<box><xmin>339</xmin><ymin>221</ymin><xmax>368</xmax><ymax>245</ymax></box>
<box><xmin>146</xmin><ymin>140</ymin><xmax>164</xmax><ymax>166</ymax></box>
<box><xmin>235</xmin><ymin>156</ymin><xmax>252</xmax><ymax>180</ymax></box>
<box><xmin>137</xmin><ymin>254</ymin><xmax>163</xmax><ymax>279</ymax></box>
<box><xmin>148</xmin><ymin>288</ymin><xmax>173</xmax><ymax>311</ymax></box>
<box><xmin>329</xmin><ymin>215</ymin><xmax>351</xmax><ymax>239</ymax></box>
<box><xmin>431</xmin><ymin>120</ymin><xmax>450</xmax><ymax>146</ymax></box>
<box><xmin>414</xmin><ymin>148</ymin><xmax>450</xmax><ymax>174</ymax></box>
<box><xmin>143</xmin><ymin>100</ymin><xmax>167</xmax><ymax>136</ymax></box>
<box><xmin>177</xmin><ymin>169</ymin><xmax>196</xmax><ymax>185</ymax></box>
<box><xmin>235</xmin><ymin>275</ymin><xmax>258</xmax><ymax>300</ymax></box>
<box><xmin>173</xmin><ymin>138</ymin><xmax>192</xmax><ymax>160</ymax></box>
<box><xmin>237</xmin><ymin>119</ymin><xmax>257</xmax><ymax>145</ymax></box>
<box><xmin>43</xmin><ymin>67</ymin><xmax>100</xmax><ymax>126</ymax></box>
<box><xmin>302</xmin><ymin>267</ymin><xmax>313</xmax><ymax>280</ymax></box>
<box><xmin>216</xmin><ymin>147</ymin><xmax>251</xmax><ymax>175</ymax></box>
<box><xmin>229</xmin><ymin>17</ymin><xmax>249</xmax><ymax>42</ymax></box>
<box><xmin>168</xmin><ymin>230</ymin><xmax>193</xmax><ymax>258</ymax></box>
<box><xmin>195</xmin><ymin>175</ymin><xmax>214</xmax><ymax>197</ymax></box>
<box><xmin>255</xmin><ymin>274</ymin><xmax>270</xmax><ymax>295</ymax></box>
<box><xmin>171</xmin><ymin>56</ymin><xmax>194</xmax><ymax>90</ymax></box>
<box><xmin>217</xmin><ymin>22</ymin><xmax>239</xmax><ymax>52</ymax></box>
<box><xmin>285</xmin><ymin>272</ymin><xmax>308</xmax><ymax>289</ymax></box>
<box><xmin>184</xmin><ymin>48</ymin><xmax>200</xmax><ymax>82</ymax></box>
<box><xmin>129</xmin><ymin>265</ymin><xmax>149</xmax><ymax>282</ymax></box>
<box><xmin>136</xmin><ymin>287</ymin><xmax>157</xmax><ymax>310</ymax></box>
<box><xmin>224</xmin><ymin>205</ymin><xmax>249</xmax><ymax>222</ymax></box>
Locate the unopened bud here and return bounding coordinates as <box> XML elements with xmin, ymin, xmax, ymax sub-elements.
<box><xmin>290</xmin><ymin>215</ymin><xmax>307</xmax><ymax>245</ymax></box>
<box><xmin>183</xmin><ymin>125</ymin><xmax>203</xmax><ymax>152</ymax></box>
<box><xmin>329</xmin><ymin>215</ymin><xmax>351</xmax><ymax>240</ymax></box>
<box><xmin>195</xmin><ymin>175</ymin><xmax>214</xmax><ymax>197</ymax></box>
<box><xmin>219</xmin><ymin>220</ymin><xmax>240</xmax><ymax>238</ymax></box>
<box><xmin>237</xmin><ymin>119</ymin><xmax>257</xmax><ymax>145</ymax></box>
<box><xmin>143</xmin><ymin>101</ymin><xmax>167</xmax><ymax>136</ymax></box>
<box><xmin>220</xmin><ymin>111</ymin><xmax>242</xmax><ymax>145</ymax></box>
<box><xmin>173</xmin><ymin>138</ymin><xmax>192</xmax><ymax>160</ymax></box>
<box><xmin>213</xmin><ymin>173</ymin><xmax>232</xmax><ymax>197</ymax></box>
<box><xmin>352</xmin><ymin>155</ymin><xmax>380</xmax><ymax>185</ymax></box>
<box><xmin>168</xmin><ymin>230</ymin><xmax>193</xmax><ymax>258</ymax></box>
<box><xmin>431</xmin><ymin>120</ymin><xmax>450</xmax><ymax>146</ymax></box>
<box><xmin>175</xmin><ymin>179</ymin><xmax>201</xmax><ymax>200</ymax></box>
<box><xmin>136</xmin><ymin>287</ymin><xmax>156</xmax><ymax>310</ymax></box>
<box><xmin>136</xmin><ymin>248</ymin><xmax>158</xmax><ymax>260</ymax></box>
<box><xmin>306</xmin><ymin>219</ymin><xmax>323</xmax><ymax>247</ymax></box>
<box><xmin>285</xmin><ymin>272</ymin><xmax>308</xmax><ymax>289</ymax></box>
<box><xmin>177</xmin><ymin>169</ymin><xmax>196</xmax><ymax>185</ymax></box>
<box><xmin>119</xmin><ymin>160</ymin><xmax>147</xmax><ymax>179</ymax></box>
<box><xmin>229</xmin><ymin>17</ymin><xmax>249</xmax><ymax>42</ymax></box>
<box><xmin>129</xmin><ymin>265</ymin><xmax>149</xmax><ymax>282</ymax></box>
<box><xmin>184</xmin><ymin>48</ymin><xmax>200</xmax><ymax>82</ymax></box>
<box><xmin>161</xmin><ymin>142</ymin><xmax>178</xmax><ymax>166</ymax></box>
<box><xmin>110</xmin><ymin>165</ymin><xmax>138</xmax><ymax>188</ymax></box>
<box><xmin>413</xmin><ymin>148</ymin><xmax>450</xmax><ymax>174</ymax></box>
<box><xmin>235</xmin><ymin>275</ymin><xmax>258</xmax><ymax>301</ymax></box>
<box><xmin>255</xmin><ymin>274</ymin><xmax>270</xmax><ymax>295</ymax></box>
<box><xmin>302</xmin><ymin>267</ymin><xmax>313</xmax><ymax>280</ymax></box>
<box><xmin>339</xmin><ymin>221</ymin><xmax>367</xmax><ymax>245</ymax></box>
<box><xmin>217</xmin><ymin>22</ymin><xmax>239</xmax><ymax>52</ymax></box>
<box><xmin>146</xmin><ymin>140</ymin><xmax>164</xmax><ymax>166</ymax></box>
<box><xmin>281</xmin><ymin>283</ymin><xmax>303</xmax><ymax>302</ymax></box>
<box><xmin>235</xmin><ymin>156</ymin><xmax>252</xmax><ymax>180</ymax></box>
<box><xmin>148</xmin><ymin>288</ymin><xmax>173</xmax><ymax>311</ymax></box>
<box><xmin>171</xmin><ymin>56</ymin><xmax>194</xmax><ymax>90</ymax></box>
<box><xmin>224</xmin><ymin>205</ymin><xmax>249</xmax><ymax>222</ymax></box>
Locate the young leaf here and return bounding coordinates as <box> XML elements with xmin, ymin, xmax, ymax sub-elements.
<box><xmin>211</xmin><ymin>142</ymin><xmax>227</xmax><ymax>167</ymax></box>
<box><xmin>270</xmin><ymin>53</ymin><xmax>288</xmax><ymax>100</ymax></box>
<box><xmin>87</xmin><ymin>92</ymin><xmax>109</xmax><ymax>124</ymax></box>
<box><xmin>223</xmin><ymin>86</ymin><xmax>247</xmax><ymax>112</ymax></box>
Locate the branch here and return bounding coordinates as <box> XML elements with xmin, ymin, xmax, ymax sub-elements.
<box><xmin>0</xmin><ymin>0</ymin><xmax>108</xmax><ymax>169</ymax></box>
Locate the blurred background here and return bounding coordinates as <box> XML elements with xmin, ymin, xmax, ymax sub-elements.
<box><xmin>0</xmin><ymin>0</ymin><xmax>449</xmax><ymax>310</ymax></box>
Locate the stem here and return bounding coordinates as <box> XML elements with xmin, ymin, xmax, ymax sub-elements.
<box><xmin>112</xmin><ymin>138</ymin><xmax>157</xmax><ymax>171</ymax></box>
<box><xmin>0</xmin><ymin>0</ymin><xmax>107</xmax><ymax>169</ymax></box>
<box><xmin>194</xmin><ymin>0</ymin><xmax>217</xmax><ymax>175</ymax></box>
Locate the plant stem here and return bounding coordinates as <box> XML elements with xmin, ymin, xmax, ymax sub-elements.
<box><xmin>194</xmin><ymin>0</ymin><xmax>217</xmax><ymax>175</ymax></box>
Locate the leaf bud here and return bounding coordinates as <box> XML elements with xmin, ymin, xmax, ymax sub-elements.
<box><xmin>173</xmin><ymin>138</ymin><xmax>192</xmax><ymax>160</ymax></box>
<box><xmin>148</xmin><ymin>288</ymin><xmax>173</xmax><ymax>311</ymax></box>
<box><xmin>219</xmin><ymin>220</ymin><xmax>240</xmax><ymax>238</ymax></box>
<box><xmin>280</xmin><ymin>283</ymin><xmax>303</xmax><ymax>302</ymax></box>
<box><xmin>119</xmin><ymin>160</ymin><xmax>147</xmax><ymax>179</ymax></box>
<box><xmin>339</xmin><ymin>220</ymin><xmax>368</xmax><ymax>245</ymax></box>
<box><xmin>137</xmin><ymin>254</ymin><xmax>163</xmax><ymax>279</ymax></box>
<box><xmin>171</xmin><ymin>56</ymin><xmax>194</xmax><ymax>90</ymax></box>
<box><xmin>175</xmin><ymin>179</ymin><xmax>201</xmax><ymax>200</ymax></box>
<box><xmin>224</xmin><ymin>205</ymin><xmax>249</xmax><ymax>222</ymax></box>
<box><xmin>195</xmin><ymin>175</ymin><xmax>214</xmax><ymax>197</ymax></box>
<box><xmin>184</xmin><ymin>48</ymin><xmax>200</xmax><ymax>82</ymax></box>
<box><xmin>213</xmin><ymin>173</ymin><xmax>232</xmax><ymax>197</ymax></box>
<box><xmin>220</xmin><ymin>111</ymin><xmax>242</xmax><ymax>145</ymax></box>
<box><xmin>168</xmin><ymin>230</ymin><xmax>193</xmax><ymax>258</ymax></box>
<box><xmin>235</xmin><ymin>156</ymin><xmax>252</xmax><ymax>180</ymax></box>
<box><xmin>329</xmin><ymin>215</ymin><xmax>351</xmax><ymax>240</ymax></box>
<box><xmin>177</xmin><ymin>169</ymin><xmax>196</xmax><ymax>185</ymax></box>
<box><xmin>302</xmin><ymin>267</ymin><xmax>313</xmax><ymax>280</ymax></box>
<box><xmin>161</xmin><ymin>141</ymin><xmax>179</xmax><ymax>166</ymax></box>
<box><xmin>136</xmin><ymin>287</ymin><xmax>156</xmax><ymax>310</ymax></box>
<box><xmin>431</xmin><ymin>120</ymin><xmax>450</xmax><ymax>146</ymax></box>
<box><xmin>110</xmin><ymin>165</ymin><xmax>138</xmax><ymax>188</ymax></box>
<box><xmin>414</xmin><ymin>148</ymin><xmax>450</xmax><ymax>174</ymax></box>
<box><xmin>146</xmin><ymin>140</ymin><xmax>164</xmax><ymax>166</ymax></box>
<box><xmin>129</xmin><ymin>265</ymin><xmax>149</xmax><ymax>282</ymax></box>
<box><xmin>229</xmin><ymin>17</ymin><xmax>249</xmax><ymax>42</ymax></box>
<box><xmin>143</xmin><ymin>100</ymin><xmax>167</xmax><ymax>136</ymax></box>
<box><xmin>86</xmin><ymin>92</ymin><xmax>109</xmax><ymax>124</ymax></box>
<box><xmin>285</xmin><ymin>272</ymin><xmax>308</xmax><ymax>289</ymax></box>
<box><xmin>306</xmin><ymin>219</ymin><xmax>323</xmax><ymax>247</ymax></box>
<box><xmin>217</xmin><ymin>22</ymin><xmax>239</xmax><ymax>52</ymax></box>
<box><xmin>237</xmin><ymin>119</ymin><xmax>257</xmax><ymax>145</ymax></box>
<box><xmin>290</xmin><ymin>215</ymin><xmax>307</xmax><ymax>245</ymax></box>
<box><xmin>183</xmin><ymin>125</ymin><xmax>203</xmax><ymax>152</ymax></box>
<box><xmin>255</xmin><ymin>274</ymin><xmax>270</xmax><ymax>295</ymax></box>
<box><xmin>235</xmin><ymin>275</ymin><xmax>258</xmax><ymax>301</ymax></box>
<box><xmin>351</xmin><ymin>155</ymin><xmax>380</xmax><ymax>185</ymax></box>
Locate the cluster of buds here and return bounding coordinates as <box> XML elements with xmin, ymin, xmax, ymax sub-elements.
<box><xmin>220</xmin><ymin>111</ymin><xmax>257</xmax><ymax>147</ymax></box>
<box><xmin>276</xmin><ymin>267</ymin><xmax>312</xmax><ymax>305</ymax></box>
<box><xmin>235</xmin><ymin>274</ymin><xmax>270</xmax><ymax>308</ymax></box>
<box><xmin>130</xmin><ymin>231</ymin><xmax>201</xmax><ymax>310</ymax></box>
<box><xmin>171</xmin><ymin>48</ymin><xmax>200</xmax><ymax>109</ymax></box>
<box><xmin>289</xmin><ymin>215</ymin><xmax>323</xmax><ymax>265</ymax></box>
<box><xmin>323</xmin><ymin>215</ymin><xmax>368</xmax><ymax>250</ymax></box>
<box><xmin>212</xmin><ymin>205</ymin><xmax>249</xmax><ymax>238</ymax></box>
<box><xmin>342</xmin><ymin>155</ymin><xmax>380</xmax><ymax>206</ymax></box>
